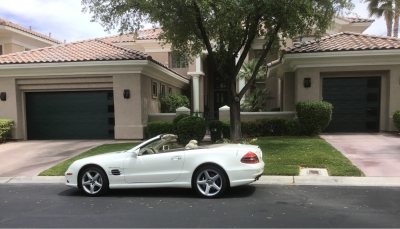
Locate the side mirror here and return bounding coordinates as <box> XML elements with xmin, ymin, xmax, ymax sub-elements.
<box><xmin>129</xmin><ymin>149</ymin><xmax>139</xmax><ymax>157</ymax></box>
<box><xmin>163</xmin><ymin>145</ymin><xmax>169</xmax><ymax>150</ymax></box>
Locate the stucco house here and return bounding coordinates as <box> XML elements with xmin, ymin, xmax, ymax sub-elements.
<box><xmin>0</xmin><ymin>16</ymin><xmax>398</xmax><ymax>140</ymax></box>
<box><xmin>0</xmin><ymin>18</ymin><xmax>62</xmax><ymax>54</ymax></box>
<box><xmin>0</xmin><ymin>21</ymin><xmax>189</xmax><ymax>140</ymax></box>
<box><xmin>269</xmin><ymin>32</ymin><xmax>400</xmax><ymax>132</ymax></box>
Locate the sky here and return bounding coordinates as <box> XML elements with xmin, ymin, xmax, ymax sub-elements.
<box><xmin>0</xmin><ymin>0</ymin><xmax>388</xmax><ymax>43</ymax></box>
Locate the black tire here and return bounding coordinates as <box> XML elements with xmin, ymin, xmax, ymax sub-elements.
<box><xmin>192</xmin><ymin>165</ymin><xmax>228</xmax><ymax>198</ymax></box>
<box><xmin>80</xmin><ymin>167</ymin><xmax>109</xmax><ymax>196</ymax></box>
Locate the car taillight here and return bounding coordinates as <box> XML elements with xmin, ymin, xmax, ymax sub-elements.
<box><xmin>241</xmin><ymin>152</ymin><xmax>259</xmax><ymax>164</ymax></box>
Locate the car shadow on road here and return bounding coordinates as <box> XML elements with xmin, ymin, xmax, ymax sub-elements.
<box><xmin>59</xmin><ymin>185</ymin><xmax>257</xmax><ymax>199</ymax></box>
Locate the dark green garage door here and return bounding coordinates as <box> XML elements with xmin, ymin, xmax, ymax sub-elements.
<box><xmin>323</xmin><ymin>77</ymin><xmax>380</xmax><ymax>132</ymax></box>
<box><xmin>26</xmin><ymin>91</ymin><xmax>114</xmax><ymax>140</ymax></box>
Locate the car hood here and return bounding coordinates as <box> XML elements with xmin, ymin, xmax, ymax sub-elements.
<box><xmin>74</xmin><ymin>150</ymin><xmax>126</xmax><ymax>164</ymax></box>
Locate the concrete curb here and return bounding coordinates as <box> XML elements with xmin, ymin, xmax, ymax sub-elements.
<box><xmin>256</xmin><ymin>176</ymin><xmax>400</xmax><ymax>187</ymax></box>
<box><xmin>1</xmin><ymin>175</ymin><xmax>400</xmax><ymax>187</ymax></box>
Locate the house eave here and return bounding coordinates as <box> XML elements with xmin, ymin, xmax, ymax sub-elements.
<box><xmin>0</xmin><ymin>60</ymin><xmax>189</xmax><ymax>89</ymax></box>
<box><xmin>268</xmin><ymin>49</ymin><xmax>400</xmax><ymax>77</ymax></box>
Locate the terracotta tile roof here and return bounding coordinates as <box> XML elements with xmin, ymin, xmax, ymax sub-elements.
<box><xmin>285</xmin><ymin>32</ymin><xmax>400</xmax><ymax>54</ymax></box>
<box><xmin>99</xmin><ymin>28</ymin><xmax>163</xmax><ymax>43</ymax></box>
<box><xmin>0</xmin><ymin>39</ymin><xmax>188</xmax><ymax>79</ymax></box>
<box><xmin>0</xmin><ymin>18</ymin><xmax>62</xmax><ymax>44</ymax></box>
<box><xmin>267</xmin><ymin>59</ymin><xmax>281</xmax><ymax>68</ymax></box>
<box><xmin>338</xmin><ymin>16</ymin><xmax>375</xmax><ymax>23</ymax></box>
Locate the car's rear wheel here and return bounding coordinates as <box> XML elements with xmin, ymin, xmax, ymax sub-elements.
<box><xmin>80</xmin><ymin>167</ymin><xmax>109</xmax><ymax>196</ymax></box>
<box><xmin>193</xmin><ymin>166</ymin><xmax>227</xmax><ymax>198</ymax></box>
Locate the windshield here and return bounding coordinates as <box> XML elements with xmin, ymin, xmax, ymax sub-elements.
<box><xmin>134</xmin><ymin>134</ymin><xmax>178</xmax><ymax>155</ymax></box>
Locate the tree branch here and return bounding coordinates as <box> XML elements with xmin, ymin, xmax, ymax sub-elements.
<box><xmin>232</xmin><ymin>17</ymin><xmax>260</xmax><ymax>79</ymax></box>
<box><xmin>237</xmin><ymin>23</ymin><xmax>281</xmax><ymax>99</ymax></box>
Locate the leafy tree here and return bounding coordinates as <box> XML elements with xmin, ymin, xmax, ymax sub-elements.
<box><xmin>82</xmin><ymin>0</ymin><xmax>352</xmax><ymax>141</ymax></box>
<box><xmin>159</xmin><ymin>93</ymin><xmax>190</xmax><ymax>113</ymax></box>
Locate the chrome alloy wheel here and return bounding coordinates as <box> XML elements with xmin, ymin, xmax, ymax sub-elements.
<box><xmin>196</xmin><ymin>169</ymin><xmax>223</xmax><ymax>197</ymax></box>
<box><xmin>81</xmin><ymin>170</ymin><xmax>104</xmax><ymax>195</ymax></box>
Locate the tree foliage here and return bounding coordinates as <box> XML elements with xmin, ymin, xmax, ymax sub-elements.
<box><xmin>159</xmin><ymin>93</ymin><xmax>190</xmax><ymax>113</ymax></box>
<box><xmin>365</xmin><ymin>0</ymin><xmax>400</xmax><ymax>37</ymax></box>
<box><xmin>82</xmin><ymin>0</ymin><xmax>353</xmax><ymax>141</ymax></box>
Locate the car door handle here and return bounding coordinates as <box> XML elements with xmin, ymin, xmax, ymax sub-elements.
<box><xmin>172</xmin><ymin>156</ymin><xmax>182</xmax><ymax>160</ymax></box>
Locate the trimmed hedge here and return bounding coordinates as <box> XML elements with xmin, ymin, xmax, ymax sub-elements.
<box><xmin>394</xmin><ymin>108</ymin><xmax>400</xmax><ymax>131</ymax></box>
<box><xmin>209</xmin><ymin>120</ymin><xmax>223</xmax><ymax>142</ymax></box>
<box><xmin>173</xmin><ymin>114</ymin><xmax>189</xmax><ymax>134</ymax></box>
<box><xmin>147</xmin><ymin>121</ymin><xmax>174</xmax><ymax>138</ymax></box>
<box><xmin>214</xmin><ymin>118</ymin><xmax>300</xmax><ymax>139</ymax></box>
<box><xmin>177</xmin><ymin>116</ymin><xmax>206</xmax><ymax>145</ymax></box>
<box><xmin>295</xmin><ymin>101</ymin><xmax>333</xmax><ymax>136</ymax></box>
<box><xmin>0</xmin><ymin>119</ymin><xmax>14</xmax><ymax>143</ymax></box>
<box><xmin>221</xmin><ymin>121</ymin><xmax>230</xmax><ymax>139</ymax></box>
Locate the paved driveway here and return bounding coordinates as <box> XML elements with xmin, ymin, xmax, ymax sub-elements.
<box><xmin>0</xmin><ymin>140</ymin><xmax>121</xmax><ymax>176</ymax></box>
<box><xmin>321</xmin><ymin>133</ymin><xmax>400</xmax><ymax>177</ymax></box>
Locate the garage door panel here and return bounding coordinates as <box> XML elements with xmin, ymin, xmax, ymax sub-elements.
<box><xmin>323</xmin><ymin>77</ymin><xmax>380</xmax><ymax>133</ymax></box>
<box><xmin>26</xmin><ymin>91</ymin><xmax>114</xmax><ymax>140</ymax></box>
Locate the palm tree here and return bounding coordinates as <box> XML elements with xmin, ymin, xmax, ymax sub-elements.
<box><xmin>366</xmin><ymin>0</ymin><xmax>394</xmax><ymax>37</ymax></box>
<box><xmin>394</xmin><ymin>0</ymin><xmax>400</xmax><ymax>37</ymax></box>
<box><xmin>237</xmin><ymin>59</ymin><xmax>266</xmax><ymax>93</ymax></box>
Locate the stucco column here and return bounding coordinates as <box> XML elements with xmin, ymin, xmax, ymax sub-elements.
<box><xmin>219</xmin><ymin>105</ymin><xmax>230</xmax><ymax>121</ymax></box>
<box><xmin>192</xmin><ymin>75</ymin><xmax>200</xmax><ymax>111</ymax></box>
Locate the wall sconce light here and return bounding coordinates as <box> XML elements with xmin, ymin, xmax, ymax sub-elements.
<box><xmin>123</xmin><ymin>89</ymin><xmax>130</xmax><ymax>99</ymax></box>
<box><xmin>0</xmin><ymin>92</ymin><xmax>6</xmax><ymax>101</ymax></box>
<box><xmin>304</xmin><ymin>78</ymin><xmax>311</xmax><ymax>88</ymax></box>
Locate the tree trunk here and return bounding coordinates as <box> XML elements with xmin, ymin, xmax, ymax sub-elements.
<box><xmin>229</xmin><ymin>99</ymin><xmax>242</xmax><ymax>142</ymax></box>
<box><xmin>394</xmin><ymin>0</ymin><xmax>400</xmax><ymax>37</ymax></box>
<box><xmin>386</xmin><ymin>1</ymin><xmax>394</xmax><ymax>37</ymax></box>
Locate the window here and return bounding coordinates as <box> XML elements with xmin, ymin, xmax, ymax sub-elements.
<box><xmin>152</xmin><ymin>82</ymin><xmax>158</xmax><ymax>97</ymax></box>
<box><xmin>0</xmin><ymin>45</ymin><xmax>2</xmax><ymax>55</ymax></box>
<box><xmin>24</xmin><ymin>47</ymin><xmax>31</xmax><ymax>52</ymax></box>
<box><xmin>161</xmin><ymin>84</ymin><xmax>165</xmax><ymax>95</ymax></box>
<box><xmin>171</xmin><ymin>53</ymin><xmax>188</xmax><ymax>68</ymax></box>
<box><xmin>168</xmin><ymin>87</ymin><xmax>172</xmax><ymax>94</ymax></box>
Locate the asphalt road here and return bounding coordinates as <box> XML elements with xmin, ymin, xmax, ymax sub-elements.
<box><xmin>0</xmin><ymin>184</ymin><xmax>399</xmax><ymax>228</ymax></box>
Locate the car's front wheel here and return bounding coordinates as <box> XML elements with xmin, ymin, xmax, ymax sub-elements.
<box><xmin>193</xmin><ymin>166</ymin><xmax>227</xmax><ymax>198</ymax></box>
<box><xmin>80</xmin><ymin>167</ymin><xmax>109</xmax><ymax>196</ymax></box>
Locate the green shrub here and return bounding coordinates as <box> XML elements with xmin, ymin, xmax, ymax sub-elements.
<box><xmin>0</xmin><ymin>119</ymin><xmax>14</xmax><ymax>142</ymax></box>
<box><xmin>259</xmin><ymin>118</ymin><xmax>287</xmax><ymax>136</ymax></box>
<box><xmin>221</xmin><ymin>121</ymin><xmax>230</xmax><ymax>139</ymax></box>
<box><xmin>147</xmin><ymin>121</ymin><xmax>174</xmax><ymax>138</ymax></box>
<box><xmin>208</xmin><ymin>120</ymin><xmax>223</xmax><ymax>142</ymax></box>
<box><xmin>173</xmin><ymin>114</ymin><xmax>189</xmax><ymax>134</ymax></box>
<box><xmin>176</xmin><ymin>116</ymin><xmax>206</xmax><ymax>145</ymax></box>
<box><xmin>393</xmin><ymin>109</ymin><xmax>400</xmax><ymax>131</ymax></box>
<box><xmin>285</xmin><ymin>120</ymin><xmax>301</xmax><ymax>136</ymax></box>
<box><xmin>159</xmin><ymin>93</ymin><xmax>190</xmax><ymax>113</ymax></box>
<box><xmin>295</xmin><ymin>101</ymin><xmax>333</xmax><ymax>135</ymax></box>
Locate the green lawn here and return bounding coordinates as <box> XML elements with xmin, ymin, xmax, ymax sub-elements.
<box><xmin>39</xmin><ymin>136</ymin><xmax>363</xmax><ymax>177</ymax></box>
<box><xmin>258</xmin><ymin>136</ymin><xmax>363</xmax><ymax>176</ymax></box>
<box><xmin>39</xmin><ymin>142</ymin><xmax>139</xmax><ymax>176</ymax></box>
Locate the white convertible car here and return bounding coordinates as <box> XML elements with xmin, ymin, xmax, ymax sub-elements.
<box><xmin>65</xmin><ymin>134</ymin><xmax>264</xmax><ymax>198</ymax></box>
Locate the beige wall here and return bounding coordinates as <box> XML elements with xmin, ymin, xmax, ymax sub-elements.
<box><xmin>282</xmin><ymin>72</ymin><xmax>295</xmax><ymax>111</ymax></box>
<box><xmin>113</xmin><ymin>73</ymin><xmax>144</xmax><ymax>139</ymax></box>
<box><xmin>3</xmin><ymin>43</ymin><xmax>24</xmax><ymax>55</ymax></box>
<box><xmin>0</xmin><ymin>77</ymin><xmax>23</xmax><ymax>139</ymax></box>
<box><xmin>148</xmin><ymin>52</ymin><xmax>169</xmax><ymax>67</ymax></box>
